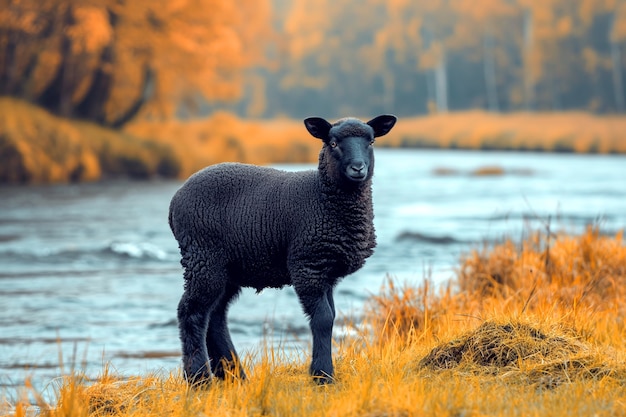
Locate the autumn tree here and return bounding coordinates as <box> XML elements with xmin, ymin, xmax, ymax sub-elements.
<box><xmin>607</xmin><ymin>0</ymin><xmax>626</xmax><ymax>111</ymax></box>
<box><xmin>374</xmin><ymin>0</ymin><xmax>458</xmax><ymax>113</ymax></box>
<box><xmin>277</xmin><ymin>0</ymin><xmax>390</xmax><ymax>116</ymax></box>
<box><xmin>590</xmin><ymin>0</ymin><xmax>626</xmax><ymax>112</ymax></box>
<box><xmin>451</xmin><ymin>0</ymin><xmax>518</xmax><ymax>112</ymax></box>
<box><xmin>0</xmin><ymin>0</ymin><xmax>271</xmax><ymax>126</ymax></box>
<box><xmin>269</xmin><ymin>0</ymin><xmax>626</xmax><ymax>116</ymax></box>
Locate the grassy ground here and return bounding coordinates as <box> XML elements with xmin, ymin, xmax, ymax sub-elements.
<box><xmin>5</xmin><ymin>226</ymin><xmax>626</xmax><ymax>416</ymax></box>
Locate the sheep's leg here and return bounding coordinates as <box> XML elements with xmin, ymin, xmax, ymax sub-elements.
<box><xmin>177</xmin><ymin>256</ymin><xmax>227</xmax><ymax>384</ymax></box>
<box><xmin>206</xmin><ymin>283</ymin><xmax>245</xmax><ymax>380</ymax></box>
<box><xmin>326</xmin><ymin>287</ymin><xmax>336</xmax><ymax>319</ymax></box>
<box><xmin>295</xmin><ymin>283</ymin><xmax>336</xmax><ymax>384</ymax></box>
<box><xmin>178</xmin><ymin>290</ymin><xmax>213</xmax><ymax>383</ymax></box>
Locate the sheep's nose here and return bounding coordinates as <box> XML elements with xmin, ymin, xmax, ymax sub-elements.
<box><xmin>350</xmin><ymin>162</ymin><xmax>366</xmax><ymax>173</ymax></box>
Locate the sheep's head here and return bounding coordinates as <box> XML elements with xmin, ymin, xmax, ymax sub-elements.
<box><xmin>304</xmin><ymin>115</ymin><xmax>396</xmax><ymax>186</ymax></box>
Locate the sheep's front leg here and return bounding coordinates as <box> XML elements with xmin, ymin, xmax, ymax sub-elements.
<box><xmin>296</xmin><ymin>284</ymin><xmax>336</xmax><ymax>384</ymax></box>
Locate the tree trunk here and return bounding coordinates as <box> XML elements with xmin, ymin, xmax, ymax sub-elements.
<box><xmin>36</xmin><ymin>5</ymin><xmax>74</xmax><ymax>117</ymax></box>
<box><xmin>74</xmin><ymin>44</ymin><xmax>114</xmax><ymax>122</ymax></box>
<box><xmin>382</xmin><ymin>70</ymin><xmax>394</xmax><ymax>112</ymax></box>
<box><xmin>434</xmin><ymin>50</ymin><xmax>448</xmax><ymax>113</ymax></box>
<box><xmin>110</xmin><ymin>65</ymin><xmax>154</xmax><ymax>128</ymax></box>
<box><xmin>57</xmin><ymin>7</ymin><xmax>75</xmax><ymax>118</ymax></box>
<box><xmin>483</xmin><ymin>30</ymin><xmax>499</xmax><ymax>112</ymax></box>
<box><xmin>546</xmin><ymin>64</ymin><xmax>561</xmax><ymax>110</ymax></box>
<box><xmin>15</xmin><ymin>54</ymin><xmax>38</xmax><ymax>98</ymax></box>
<box><xmin>380</xmin><ymin>47</ymin><xmax>395</xmax><ymax>112</ymax></box>
<box><xmin>0</xmin><ymin>28</ymin><xmax>20</xmax><ymax>95</ymax></box>
<box><xmin>610</xmin><ymin>14</ymin><xmax>625</xmax><ymax>113</ymax></box>
<box><xmin>423</xmin><ymin>70</ymin><xmax>434</xmax><ymax>113</ymax></box>
<box><xmin>523</xmin><ymin>8</ymin><xmax>534</xmax><ymax>111</ymax></box>
<box><xmin>74</xmin><ymin>8</ymin><xmax>118</xmax><ymax>123</ymax></box>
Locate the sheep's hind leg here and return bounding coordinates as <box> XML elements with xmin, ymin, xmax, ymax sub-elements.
<box><xmin>295</xmin><ymin>283</ymin><xmax>336</xmax><ymax>384</ymax></box>
<box><xmin>177</xmin><ymin>258</ymin><xmax>228</xmax><ymax>384</ymax></box>
<box><xmin>206</xmin><ymin>283</ymin><xmax>246</xmax><ymax>380</ymax></box>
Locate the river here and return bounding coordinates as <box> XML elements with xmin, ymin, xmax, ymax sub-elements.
<box><xmin>1</xmin><ymin>149</ymin><xmax>624</xmax><ymax>397</ymax></box>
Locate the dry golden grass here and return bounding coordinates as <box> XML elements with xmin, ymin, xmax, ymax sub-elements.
<box><xmin>0</xmin><ymin>98</ymin><xmax>179</xmax><ymax>183</ymax></box>
<box><xmin>126</xmin><ymin>110</ymin><xmax>626</xmax><ymax>180</ymax></box>
<box><xmin>3</xmin><ymin>98</ymin><xmax>625</xmax><ymax>183</ymax></box>
<box><xmin>5</xmin><ymin>226</ymin><xmax>626</xmax><ymax>416</ymax></box>
<box><xmin>383</xmin><ymin>110</ymin><xmax>626</xmax><ymax>154</ymax></box>
<box><xmin>370</xmin><ymin>227</ymin><xmax>626</xmax><ymax>342</ymax></box>
<box><xmin>125</xmin><ymin>112</ymin><xmax>320</xmax><ymax>179</ymax></box>
<box><xmin>470</xmin><ymin>166</ymin><xmax>506</xmax><ymax>176</ymax></box>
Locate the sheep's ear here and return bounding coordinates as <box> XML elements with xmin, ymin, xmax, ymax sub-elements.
<box><xmin>304</xmin><ymin>117</ymin><xmax>332</xmax><ymax>140</ymax></box>
<box><xmin>367</xmin><ymin>115</ymin><xmax>397</xmax><ymax>138</ymax></box>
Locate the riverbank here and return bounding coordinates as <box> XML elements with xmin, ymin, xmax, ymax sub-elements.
<box><xmin>0</xmin><ymin>98</ymin><xmax>180</xmax><ymax>184</ymax></box>
<box><xmin>125</xmin><ymin>109</ymin><xmax>626</xmax><ymax>177</ymax></box>
<box><xmin>2</xmin><ymin>97</ymin><xmax>625</xmax><ymax>184</ymax></box>
<box><xmin>5</xmin><ymin>227</ymin><xmax>625</xmax><ymax>416</ymax></box>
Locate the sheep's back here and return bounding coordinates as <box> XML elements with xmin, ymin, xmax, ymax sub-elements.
<box><xmin>169</xmin><ymin>163</ymin><xmax>318</xmax><ymax>287</ymax></box>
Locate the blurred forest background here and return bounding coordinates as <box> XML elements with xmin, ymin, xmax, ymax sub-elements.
<box><xmin>1</xmin><ymin>0</ymin><xmax>626</xmax><ymax>183</ymax></box>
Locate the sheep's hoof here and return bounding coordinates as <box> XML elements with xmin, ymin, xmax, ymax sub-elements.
<box><xmin>184</xmin><ymin>369</ymin><xmax>212</xmax><ymax>387</ymax></box>
<box><xmin>213</xmin><ymin>362</ymin><xmax>247</xmax><ymax>381</ymax></box>
<box><xmin>311</xmin><ymin>371</ymin><xmax>335</xmax><ymax>385</ymax></box>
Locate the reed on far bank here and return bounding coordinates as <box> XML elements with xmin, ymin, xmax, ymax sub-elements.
<box><xmin>380</xmin><ymin>110</ymin><xmax>626</xmax><ymax>154</ymax></box>
<box><xmin>127</xmin><ymin>110</ymin><xmax>626</xmax><ymax>179</ymax></box>
<box><xmin>2</xmin><ymin>96</ymin><xmax>625</xmax><ymax>184</ymax></box>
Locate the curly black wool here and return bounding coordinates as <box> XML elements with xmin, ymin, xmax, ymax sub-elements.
<box><xmin>169</xmin><ymin>115</ymin><xmax>396</xmax><ymax>384</ymax></box>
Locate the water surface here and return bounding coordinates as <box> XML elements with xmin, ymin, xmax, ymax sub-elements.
<box><xmin>0</xmin><ymin>149</ymin><xmax>624</xmax><ymax>395</ymax></box>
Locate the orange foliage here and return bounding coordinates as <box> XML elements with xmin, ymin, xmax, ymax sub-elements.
<box><xmin>125</xmin><ymin>113</ymin><xmax>320</xmax><ymax>178</ymax></box>
<box><xmin>0</xmin><ymin>0</ymin><xmax>271</xmax><ymax>125</ymax></box>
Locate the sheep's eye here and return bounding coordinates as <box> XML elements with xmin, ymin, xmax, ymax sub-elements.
<box><xmin>330</xmin><ymin>141</ymin><xmax>337</xmax><ymax>148</ymax></box>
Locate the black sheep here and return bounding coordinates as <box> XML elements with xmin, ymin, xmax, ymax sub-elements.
<box><xmin>168</xmin><ymin>115</ymin><xmax>397</xmax><ymax>384</ymax></box>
